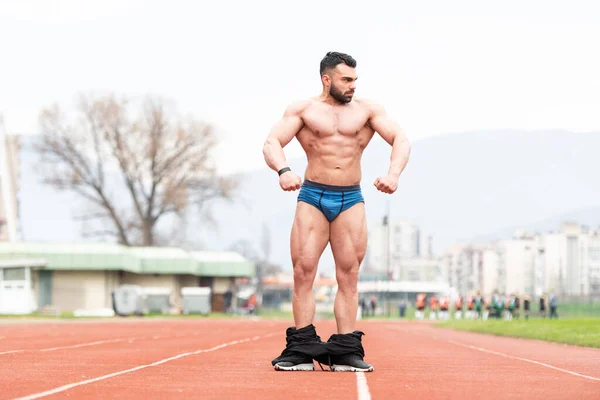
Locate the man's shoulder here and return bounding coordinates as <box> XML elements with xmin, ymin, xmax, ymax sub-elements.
<box><xmin>354</xmin><ymin>97</ymin><xmax>385</xmax><ymax>114</ymax></box>
<box><xmin>283</xmin><ymin>98</ymin><xmax>315</xmax><ymax>116</ymax></box>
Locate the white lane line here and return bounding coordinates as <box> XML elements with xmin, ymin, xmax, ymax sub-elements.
<box><xmin>447</xmin><ymin>339</ymin><xmax>600</xmax><ymax>382</ymax></box>
<box><xmin>13</xmin><ymin>332</ymin><xmax>277</xmax><ymax>400</ymax></box>
<box><xmin>39</xmin><ymin>338</ymin><xmax>130</xmax><ymax>352</ymax></box>
<box><xmin>356</xmin><ymin>371</ymin><xmax>372</xmax><ymax>400</ymax></box>
<box><xmin>1</xmin><ymin>333</ymin><xmax>182</xmax><ymax>355</ymax></box>
<box><xmin>1</xmin><ymin>338</ymin><xmax>134</xmax><ymax>355</ymax></box>
<box><xmin>0</xmin><ymin>350</ymin><xmax>24</xmax><ymax>355</ymax></box>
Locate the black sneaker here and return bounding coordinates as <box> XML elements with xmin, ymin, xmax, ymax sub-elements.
<box><xmin>272</xmin><ymin>325</ymin><xmax>322</xmax><ymax>371</ymax></box>
<box><xmin>330</xmin><ymin>354</ymin><xmax>374</xmax><ymax>372</ymax></box>
<box><xmin>319</xmin><ymin>330</ymin><xmax>374</xmax><ymax>372</ymax></box>
<box><xmin>273</xmin><ymin>357</ymin><xmax>315</xmax><ymax>371</ymax></box>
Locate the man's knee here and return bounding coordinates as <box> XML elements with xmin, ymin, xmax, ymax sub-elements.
<box><xmin>336</xmin><ymin>265</ymin><xmax>359</xmax><ymax>293</ymax></box>
<box><xmin>293</xmin><ymin>260</ymin><xmax>318</xmax><ymax>289</ymax></box>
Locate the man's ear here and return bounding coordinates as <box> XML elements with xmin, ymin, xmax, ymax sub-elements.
<box><xmin>321</xmin><ymin>73</ymin><xmax>331</xmax><ymax>87</ymax></box>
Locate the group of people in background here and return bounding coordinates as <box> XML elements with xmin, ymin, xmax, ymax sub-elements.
<box><xmin>415</xmin><ymin>291</ymin><xmax>559</xmax><ymax>321</ymax></box>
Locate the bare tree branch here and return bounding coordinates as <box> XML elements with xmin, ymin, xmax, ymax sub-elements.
<box><xmin>34</xmin><ymin>93</ymin><xmax>237</xmax><ymax>246</ymax></box>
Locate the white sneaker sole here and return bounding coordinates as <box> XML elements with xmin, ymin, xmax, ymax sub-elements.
<box><xmin>331</xmin><ymin>364</ymin><xmax>374</xmax><ymax>372</ymax></box>
<box><xmin>274</xmin><ymin>363</ymin><xmax>315</xmax><ymax>371</ymax></box>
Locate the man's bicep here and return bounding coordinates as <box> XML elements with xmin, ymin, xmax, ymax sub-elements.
<box><xmin>369</xmin><ymin>104</ymin><xmax>407</xmax><ymax>146</ymax></box>
<box><xmin>269</xmin><ymin>115</ymin><xmax>303</xmax><ymax>147</ymax></box>
<box><xmin>266</xmin><ymin>105</ymin><xmax>305</xmax><ymax>147</ymax></box>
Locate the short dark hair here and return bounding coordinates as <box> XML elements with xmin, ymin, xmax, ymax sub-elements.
<box><xmin>319</xmin><ymin>51</ymin><xmax>357</xmax><ymax>75</ymax></box>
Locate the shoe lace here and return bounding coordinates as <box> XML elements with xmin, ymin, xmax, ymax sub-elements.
<box><xmin>317</xmin><ymin>354</ymin><xmax>333</xmax><ymax>372</ymax></box>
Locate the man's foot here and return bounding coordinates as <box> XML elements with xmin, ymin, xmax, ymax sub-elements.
<box><xmin>273</xmin><ymin>359</ymin><xmax>315</xmax><ymax>371</ymax></box>
<box><xmin>330</xmin><ymin>354</ymin><xmax>374</xmax><ymax>372</ymax></box>
<box><xmin>271</xmin><ymin>325</ymin><xmax>323</xmax><ymax>371</ymax></box>
<box><xmin>273</xmin><ymin>351</ymin><xmax>316</xmax><ymax>371</ymax></box>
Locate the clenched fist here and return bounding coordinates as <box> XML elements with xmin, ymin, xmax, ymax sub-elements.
<box><xmin>279</xmin><ymin>171</ymin><xmax>302</xmax><ymax>191</ymax></box>
<box><xmin>374</xmin><ymin>174</ymin><xmax>398</xmax><ymax>194</ymax></box>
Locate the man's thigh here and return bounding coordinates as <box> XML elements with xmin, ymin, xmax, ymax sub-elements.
<box><xmin>329</xmin><ymin>203</ymin><xmax>367</xmax><ymax>267</ymax></box>
<box><xmin>290</xmin><ymin>201</ymin><xmax>330</xmax><ymax>266</ymax></box>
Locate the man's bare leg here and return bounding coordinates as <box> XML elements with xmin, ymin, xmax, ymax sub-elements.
<box><xmin>329</xmin><ymin>203</ymin><xmax>367</xmax><ymax>334</ymax></box>
<box><xmin>290</xmin><ymin>202</ymin><xmax>330</xmax><ymax>329</ymax></box>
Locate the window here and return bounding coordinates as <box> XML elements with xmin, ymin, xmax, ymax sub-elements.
<box><xmin>3</xmin><ymin>267</ymin><xmax>26</xmax><ymax>281</ymax></box>
<box><xmin>408</xmin><ymin>270</ymin><xmax>420</xmax><ymax>281</ymax></box>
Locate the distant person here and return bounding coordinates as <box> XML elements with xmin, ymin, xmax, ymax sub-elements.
<box><xmin>513</xmin><ymin>293</ymin><xmax>521</xmax><ymax>319</ymax></box>
<box><xmin>483</xmin><ymin>295</ymin><xmax>491</xmax><ymax>320</ymax></box>
<box><xmin>223</xmin><ymin>287</ymin><xmax>233</xmax><ymax>313</ymax></box>
<box><xmin>429</xmin><ymin>295</ymin><xmax>438</xmax><ymax>320</ymax></box>
<box><xmin>359</xmin><ymin>297</ymin><xmax>368</xmax><ymax>318</ymax></box>
<box><xmin>549</xmin><ymin>293</ymin><xmax>558</xmax><ymax>319</ymax></box>
<box><xmin>455</xmin><ymin>295</ymin><xmax>463</xmax><ymax>320</ymax></box>
<box><xmin>523</xmin><ymin>295</ymin><xmax>531</xmax><ymax>320</ymax></box>
<box><xmin>246</xmin><ymin>293</ymin><xmax>257</xmax><ymax>314</ymax></box>
<box><xmin>492</xmin><ymin>291</ymin><xmax>503</xmax><ymax>319</ymax></box>
<box><xmin>466</xmin><ymin>295</ymin><xmax>474</xmax><ymax>319</ymax></box>
<box><xmin>439</xmin><ymin>296</ymin><xmax>449</xmax><ymax>320</ymax></box>
<box><xmin>506</xmin><ymin>294</ymin><xmax>515</xmax><ymax>320</ymax></box>
<box><xmin>399</xmin><ymin>301</ymin><xmax>407</xmax><ymax>318</ymax></box>
<box><xmin>415</xmin><ymin>293</ymin><xmax>426</xmax><ymax>320</ymax></box>
<box><xmin>370</xmin><ymin>296</ymin><xmax>378</xmax><ymax>317</ymax></box>
<box><xmin>539</xmin><ymin>294</ymin><xmax>547</xmax><ymax>318</ymax></box>
<box><xmin>474</xmin><ymin>292</ymin><xmax>483</xmax><ymax>319</ymax></box>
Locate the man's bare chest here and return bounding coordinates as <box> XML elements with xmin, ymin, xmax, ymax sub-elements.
<box><xmin>301</xmin><ymin>105</ymin><xmax>370</xmax><ymax>137</ymax></box>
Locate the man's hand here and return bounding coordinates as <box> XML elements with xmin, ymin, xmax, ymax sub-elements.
<box><xmin>373</xmin><ymin>174</ymin><xmax>398</xmax><ymax>194</ymax></box>
<box><xmin>279</xmin><ymin>171</ymin><xmax>302</xmax><ymax>191</ymax></box>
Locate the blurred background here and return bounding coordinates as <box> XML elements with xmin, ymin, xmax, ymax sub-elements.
<box><xmin>0</xmin><ymin>0</ymin><xmax>598</xmax><ymax>321</ymax></box>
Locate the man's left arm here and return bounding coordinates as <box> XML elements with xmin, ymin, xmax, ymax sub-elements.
<box><xmin>368</xmin><ymin>102</ymin><xmax>411</xmax><ymax>194</ymax></box>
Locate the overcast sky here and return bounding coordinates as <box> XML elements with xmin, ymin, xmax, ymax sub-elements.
<box><xmin>1</xmin><ymin>0</ymin><xmax>599</xmax><ymax>174</ymax></box>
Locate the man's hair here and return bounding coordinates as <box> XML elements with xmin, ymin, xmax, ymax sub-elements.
<box><xmin>319</xmin><ymin>51</ymin><xmax>357</xmax><ymax>75</ymax></box>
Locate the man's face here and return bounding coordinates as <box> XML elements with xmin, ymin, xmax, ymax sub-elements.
<box><xmin>326</xmin><ymin>64</ymin><xmax>357</xmax><ymax>104</ymax></box>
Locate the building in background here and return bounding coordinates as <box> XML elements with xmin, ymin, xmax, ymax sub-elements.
<box><xmin>443</xmin><ymin>222</ymin><xmax>600</xmax><ymax>299</ymax></box>
<box><xmin>0</xmin><ymin>242</ymin><xmax>255</xmax><ymax>314</ymax></box>
<box><xmin>365</xmin><ymin>218</ymin><xmax>434</xmax><ymax>279</ymax></box>
<box><xmin>0</xmin><ymin>125</ymin><xmax>20</xmax><ymax>242</ymax></box>
<box><xmin>441</xmin><ymin>244</ymin><xmax>484</xmax><ymax>295</ymax></box>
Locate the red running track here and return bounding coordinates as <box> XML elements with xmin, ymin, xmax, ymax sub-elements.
<box><xmin>0</xmin><ymin>318</ymin><xmax>598</xmax><ymax>399</ymax></box>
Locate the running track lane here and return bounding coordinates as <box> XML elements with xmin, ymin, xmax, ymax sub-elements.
<box><xmin>0</xmin><ymin>320</ymin><xmax>282</xmax><ymax>399</ymax></box>
<box><xmin>365</xmin><ymin>321</ymin><xmax>600</xmax><ymax>400</ymax></box>
<box><xmin>1</xmin><ymin>320</ymin><xmax>360</xmax><ymax>400</ymax></box>
<box><xmin>48</xmin><ymin>327</ymin><xmax>360</xmax><ymax>400</ymax></box>
<box><xmin>3</xmin><ymin>319</ymin><xmax>600</xmax><ymax>399</ymax></box>
<box><xmin>0</xmin><ymin>319</ymin><xmax>209</xmax><ymax>351</ymax></box>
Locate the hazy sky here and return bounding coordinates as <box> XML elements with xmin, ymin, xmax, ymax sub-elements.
<box><xmin>1</xmin><ymin>0</ymin><xmax>599</xmax><ymax>174</ymax></box>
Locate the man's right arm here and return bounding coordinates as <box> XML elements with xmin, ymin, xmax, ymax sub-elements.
<box><xmin>262</xmin><ymin>101</ymin><xmax>308</xmax><ymax>191</ymax></box>
<box><xmin>262</xmin><ymin>101</ymin><xmax>306</xmax><ymax>172</ymax></box>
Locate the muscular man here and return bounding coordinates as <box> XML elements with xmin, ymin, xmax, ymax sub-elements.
<box><xmin>264</xmin><ymin>51</ymin><xmax>411</xmax><ymax>372</ymax></box>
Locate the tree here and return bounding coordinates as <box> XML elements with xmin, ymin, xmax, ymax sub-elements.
<box><xmin>35</xmin><ymin>93</ymin><xmax>237</xmax><ymax>246</ymax></box>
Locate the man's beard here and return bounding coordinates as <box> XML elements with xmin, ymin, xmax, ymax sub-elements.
<box><xmin>330</xmin><ymin>84</ymin><xmax>353</xmax><ymax>104</ymax></box>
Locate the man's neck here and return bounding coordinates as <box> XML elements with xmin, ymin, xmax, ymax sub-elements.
<box><xmin>318</xmin><ymin>92</ymin><xmax>347</xmax><ymax>106</ymax></box>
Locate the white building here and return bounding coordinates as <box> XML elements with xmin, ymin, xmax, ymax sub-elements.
<box><xmin>482</xmin><ymin>247</ymin><xmax>502</xmax><ymax>295</ymax></box>
<box><xmin>366</xmin><ymin>218</ymin><xmax>433</xmax><ymax>278</ymax></box>
<box><xmin>443</xmin><ymin>222</ymin><xmax>600</xmax><ymax>298</ymax></box>
<box><xmin>441</xmin><ymin>244</ymin><xmax>491</xmax><ymax>295</ymax></box>
<box><xmin>0</xmin><ymin>126</ymin><xmax>20</xmax><ymax>242</ymax></box>
<box><xmin>393</xmin><ymin>257</ymin><xmax>441</xmax><ymax>282</ymax></box>
<box><xmin>543</xmin><ymin>223</ymin><xmax>600</xmax><ymax>297</ymax></box>
<box><xmin>499</xmin><ymin>232</ymin><xmax>545</xmax><ymax>296</ymax></box>
<box><xmin>583</xmin><ymin>231</ymin><xmax>600</xmax><ymax>295</ymax></box>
